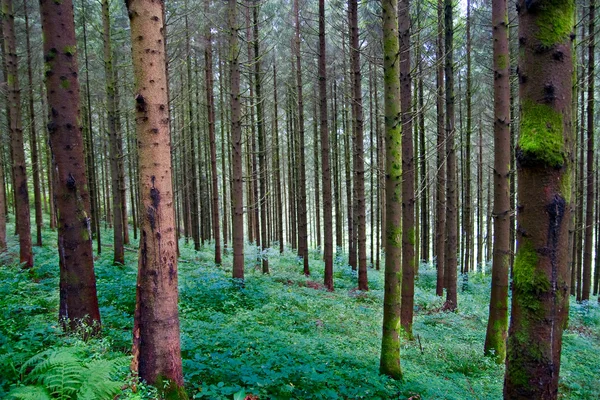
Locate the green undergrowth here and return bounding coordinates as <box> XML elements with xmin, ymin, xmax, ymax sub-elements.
<box><xmin>0</xmin><ymin>221</ymin><xmax>599</xmax><ymax>399</ymax></box>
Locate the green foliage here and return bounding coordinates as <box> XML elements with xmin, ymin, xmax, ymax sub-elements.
<box><xmin>519</xmin><ymin>100</ymin><xmax>565</xmax><ymax>167</ymax></box>
<box><xmin>7</xmin><ymin>346</ymin><xmax>127</xmax><ymax>400</ymax></box>
<box><xmin>1</xmin><ymin>222</ymin><xmax>599</xmax><ymax>399</ymax></box>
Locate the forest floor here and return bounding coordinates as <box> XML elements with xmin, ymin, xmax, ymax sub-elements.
<box><xmin>1</xmin><ymin>224</ymin><xmax>599</xmax><ymax>399</ymax></box>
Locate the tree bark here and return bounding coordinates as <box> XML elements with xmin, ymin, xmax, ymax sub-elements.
<box><xmin>443</xmin><ymin>0</ymin><xmax>458</xmax><ymax>311</ymax></box>
<box><xmin>504</xmin><ymin>1</ymin><xmax>573</xmax><ymax>397</ymax></box>
<box><xmin>2</xmin><ymin>0</ymin><xmax>33</xmax><ymax>267</ymax></box>
<box><xmin>126</xmin><ymin>0</ymin><xmax>186</xmax><ymax>394</ymax></box>
<box><xmin>435</xmin><ymin>0</ymin><xmax>446</xmax><ymax>296</ymax></box>
<box><xmin>380</xmin><ymin>0</ymin><xmax>402</xmax><ymax>380</ymax></box>
<box><xmin>399</xmin><ymin>0</ymin><xmax>414</xmax><ymax>337</ymax></box>
<box><xmin>40</xmin><ymin>0</ymin><xmax>101</xmax><ymax>329</ymax></box>
<box><xmin>229</xmin><ymin>0</ymin><xmax>244</xmax><ymax>280</ymax></box>
<box><xmin>484</xmin><ymin>0</ymin><xmax>510</xmax><ymax>363</ymax></box>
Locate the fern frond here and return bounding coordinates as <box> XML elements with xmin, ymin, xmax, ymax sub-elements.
<box><xmin>41</xmin><ymin>360</ymin><xmax>82</xmax><ymax>400</ymax></box>
<box><xmin>78</xmin><ymin>357</ymin><xmax>128</xmax><ymax>400</ymax></box>
<box><xmin>7</xmin><ymin>385</ymin><xmax>52</xmax><ymax>400</ymax></box>
<box><xmin>25</xmin><ymin>347</ymin><xmax>80</xmax><ymax>383</ymax></box>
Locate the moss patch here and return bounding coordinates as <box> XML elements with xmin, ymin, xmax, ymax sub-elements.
<box><xmin>519</xmin><ymin>100</ymin><xmax>565</xmax><ymax>167</ymax></box>
<box><xmin>534</xmin><ymin>0</ymin><xmax>574</xmax><ymax>47</ymax></box>
<box><xmin>513</xmin><ymin>240</ymin><xmax>551</xmax><ymax>318</ymax></box>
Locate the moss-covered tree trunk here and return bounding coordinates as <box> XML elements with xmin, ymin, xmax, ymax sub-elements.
<box><xmin>126</xmin><ymin>0</ymin><xmax>186</xmax><ymax>395</ymax></box>
<box><xmin>39</xmin><ymin>0</ymin><xmax>101</xmax><ymax>329</ymax></box>
<box><xmin>504</xmin><ymin>0</ymin><xmax>573</xmax><ymax>397</ymax></box>
<box><xmin>484</xmin><ymin>0</ymin><xmax>510</xmax><ymax>363</ymax></box>
<box><xmin>379</xmin><ymin>0</ymin><xmax>402</xmax><ymax>380</ymax></box>
<box><xmin>582</xmin><ymin>0</ymin><xmax>595</xmax><ymax>302</ymax></box>
<box><xmin>2</xmin><ymin>0</ymin><xmax>33</xmax><ymax>268</ymax></box>
<box><xmin>399</xmin><ymin>0</ymin><xmax>415</xmax><ymax>338</ymax></box>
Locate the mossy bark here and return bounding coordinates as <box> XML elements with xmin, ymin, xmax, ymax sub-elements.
<box><xmin>484</xmin><ymin>0</ymin><xmax>510</xmax><ymax>363</ymax></box>
<box><xmin>39</xmin><ymin>0</ymin><xmax>100</xmax><ymax>330</ymax></box>
<box><xmin>504</xmin><ymin>1</ymin><xmax>573</xmax><ymax>398</ymax></box>
<box><xmin>379</xmin><ymin>0</ymin><xmax>402</xmax><ymax>380</ymax></box>
<box><xmin>126</xmin><ymin>0</ymin><xmax>186</xmax><ymax>396</ymax></box>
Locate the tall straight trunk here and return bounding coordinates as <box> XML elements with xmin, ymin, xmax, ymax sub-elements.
<box><xmin>313</xmin><ymin>96</ymin><xmax>321</xmax><ymax>249</ymax></box>
<box><xmin>2</xmin><ymin>0</ymin><xmax>33</xmax><ymax>267</ymax></box>
<box><xmin>477</xmin><ymin>120</ymin><xmax>483</xmax><ymax>268</ymax></box>
<box><xmin>484</xmin><ymin>0</ymin><xmax>510</xmax><ymax>363</ymax></box>
<box><xmin>464</xmin><ymin>0</ymin><xmax>473</xmax><ymax>274</ymax></box>
<box><xmin>294</xmin><ymin>0</ymin><xmax>309</xmax><ymax>275</ymax></box>
<box><xmin>102</xmin><ymin>0</ymin><xmax>124</xmax><ymax>265</ymax></box>
<box><xmin>575</xmin><ymin>10</ymin><xmax>585</xmax><ymax>300</ymax></box>
<box><xmin>349</xmin><ymin>0</ymin><xmax>367</xmax><ymax>290</ymax></box>
<box><xmin>319</xmin><ymin>0</ymin><xmax>333</xmax><ymax>290</ymax></box>
<box><xmin>80</xmin><ymin>0</ymin><xmax>100</xmax><ymax>252</ymax></box>
<box><xmin>205</xmin><ymin>0</ymin><xmax>221</xmax><ymax>265</ymax></box>
<box><xmin>114</xmin><ymin>66</ymin><xmax>129</xmax><ymax>246</ymax></box>
<box><xmin>343</xmin><ymin>102</ymin><xmax>353</xmax><ymax>267</ymax></box>
<box><xmin>582</xmin><ymin>0</ymin><xmax>595</xmax><ymax>301</ymax></box>
<box><xmin>374</xmin><ymin>69</ymin><xmax>382</xmax><ymax>271</ymax></box>
<box><xmin>595</xmin><ymin>159</ymin><xmax>600</xmax><ymax>296</ymax></box>
<box><xmin>184</xmin><ymin>9</ymin><xmax>200</xmax><ymax>251</ymax></box>
<box><xmin>229</xmin><ymin>0</ymin><xmax>244</xmax><ymax>279</ymax></box>
<box><xmin>273</xmin><ymin>64</ymin><xmax>284</xmax><ymax>253</ymax></box>
<box><xmin>369</xmin><ymin>63</ymin><xmax>375</xmax><ymax>267</ymax></box>
<box><xmin>418</xmin><ymin>62</ymin><xmax>428</xmax><ymax>263</ymax></box>
<box><xmin>504</xmin><ymin>0</ymin><xmax>573</xmax><ymax>396</ymax></box>
<box><xmin>333</xmin><ymin>81</ymin><xmax>343</xmax><ymax>250</ymax></box>
<box><xmin>399</xmin><ymin>0</ymin><xmax>415</xmax><ymax>336</ymax></box>
<box><xmin>24</xmin><ymin>0</ymin><xmax>42</xmax><ymax>247</ymax></box>
<box><xmin>219</xmin><ymin>55</ymin><xmax>229</xmax><ymax>251</ymax></box>
<box><xmin>380</xmin><ymin>0</ymin><xmax>402</xmax><ymax>379</ymax></box>
<box><xmin>435</xmin><ymin>0</ymin><xmax>446</xmax><ymax>295</ymax></box>
<box><xmin>443</xmin><ymin>0</ymin><xmax>458</xmax><ymax>311</ymax></box>
<box><xmin>40</xmin><ymin>0</ymin><xmax>100</xmax><ymax>328</ymax></box>
<box><xmin>0</xmin><ymin>144</ymin><xmax>5</xmax><ymax>250</ymax></box>
<box><xmin>127</xmin><ymin>0</ymin><xmax>186</xmax><ymax>394</ymax></box>
<box><xmin>253</xmin><ymin>2</ymin><xmax>268</xmax><ymax>273</ymax></box>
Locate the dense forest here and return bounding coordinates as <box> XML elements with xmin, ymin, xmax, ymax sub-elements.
<box><xmin>0</xmin><ymin>0</ymin><xmax>599</xmax><ymax>398</ymax></box>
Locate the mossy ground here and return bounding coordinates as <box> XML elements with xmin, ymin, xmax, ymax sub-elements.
<box><xmin>0</xmin><ymin>219</ymin><xmax>598</xmax><ymax>399</ymax></box>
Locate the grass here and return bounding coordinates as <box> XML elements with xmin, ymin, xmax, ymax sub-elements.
<box><xmin>0</xmin><ymin>221</ymin><xmax>599</xmax><ymax>399</ymax></box>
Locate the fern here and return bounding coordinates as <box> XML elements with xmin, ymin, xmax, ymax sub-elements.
<box><xmin>8</xmin><ymin>346</ymin><xmax>127</xmax><ymax>400</ymax></box>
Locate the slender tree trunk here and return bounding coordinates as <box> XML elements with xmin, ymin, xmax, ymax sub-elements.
<box><xmin>2</xmin><ymin>0</ymin><xmax>33</xmax><ymax>267</ymax></box>
<box><xmin>399</xmin><ymin>0</ymin><xmax>415</xmax><ymax>336</ymax></box>
<box><xmin>374</xmin><ymin>69</ymin><xmax>382</xmax><ymax>271</ymax></box>
<box><xmin>435</xmin><ymin>0</ymin><xmax>446</xmax><ymax>296</ymax></box>
<box><xmin>273</xmin><ymin>64</ymin><xmax>284</xmax><ymax>253</ymax></box>
<box><xmin>582</xmin><ymin>0</ymin><xmax>595</xmax><ymax>301</ymax></box>
<box><xmin>102</xmin><ymin>0</ymin><xmax>124</xmax><ymax>265</ymax></box>
<box><xmin>294</xmin><ymin>0</ymin><xmax>309</xmax><ymax>275</ymax></box>
<box><xmin>349</xmin><ymin>0</ymin><xmax>367</xmax><ymax>290</ymax></box>
<box><xmin>477</xmin><ymin>120</ymin><xmax>483</xmax><ymax>268</ymax></box>
<box><xmin>229</xmin><ymin>0</ymin><xmax>244</xmax><ymax>279</ymax></box>
<box><xmin>319</xmin><ymin>0</ymin><xmax>333</xmax><ymax>290</ymax></box>
<box><xmin>127</xmin><ymin>0</ymin><xmax>186</xmax><ymax>394</ymax></box>
<box><xmin>380</xmin><ymin>0</ymin><xmax>402</xmax><ymax>379</ymax></box>
<box><xmin>24</xmin><ymin>0</ymin><xmax>42</xmax><ymax>247</ymax></box>
<box><xmin>40</xmin><ymin>0</ymin><xmax>101</xmax><ymax>329</ymax></box>
<box><xmin>219</xmin><ymin>55</ymin><xmax>229</xmax><ymax>252</ymax></box>
<box><xmin>443</xmin><ymin>0</ymin><xmax>458</xmax><ymax>311</ymax></box>
<box><xmin>333</xmin><ymin>81</ymin><xmax>343</xmax><ymax>251</ymax></box>
<box><xmin>464</xmin><ymin>0</ymin><xmax>473</xmax><ymax>274</ymax></box>
<box><xmin>504</xmin><ymin>0</ymin><xmax>573</xmax><ymax>396</ymax></box>
<box><xmin>205</xmin><ymin>0</ymin><xmax>221</xmax><ymax>264</ymax></box>
<box><xmin>484</xmin><ymin>0</ymin><xmax>510</xmax><ymax>363</ymax></box>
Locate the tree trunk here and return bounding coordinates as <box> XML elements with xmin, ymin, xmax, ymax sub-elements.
<box><xmin>582</xmin><ymin>0</ymin><xmax>595</xmax><ymax>302</ymax></box>
<box><xmin>380</xmin><ymin>0</ymin><xmax>402</xmax><ymax>379</ymax></box>
<box><xmin>293</xmin><ymin>0</ymin><xmax>309</xmax><ymax>275</ymax></box>
<box><xmin>319</xmin><ymin>0</ymin><xmax>333</xmax><ymax>290</ymax></box>
<box><xmin>273</xmin><ymin>64</ymin><xmax>284</xmax><ymax>253</ymax></box>
<box><xmin>205</xmin><ymin>0</ymin><xmax>221</xmax><ymax>265</ymax></box>
<box><xmin>464</xmin><ymin>0</ymin><xmax>473</xmax><ymax>274</ymax></box>
<box><xmin>40</xmin><ymin>0</ymin><xmax>101</xmax><ymax>329</ymax></box>
<box><xmin>126</xmin><ymin>0</ymin><xmax>186</xmax><ymax>394</ymax></box>
<box><xmin>484</xmin><ymin>0</ymin><xmax>510</xmax><ymax>363</ymax></box>
<box><xmin>24</xmin><ymin>0</ymin><xmax>42</xmax><ymax>247</ymax></box>
<box><xmin>443</xmin><ymin>0</ymin><xmax>458</xmax><ymax>311</ymax></box>
<box><xmin>229</xmin><ymin>0</ymin><xmax>244</xmax><ymax>280</ymax></box>
<box><xmin>2</xmin><ymin>0</ymin><xmax>33</xmax><ymax>267</ymax></box>
<box><xmin>102</xmin><ymin>0</ymin><xmax>124</xmax><ymax>265</ymax></box>
<box><xmin>435</xmin><ymin>0</ymin><xmax>446</xmax><ymax>296</ymax></box>
<box><xmin>504</xmin><ymin>0</ymin><xmax>573</xmax><ymax>396</ymax></box>
<box><xmin>349</xmin><ymin>0</ymin><xmax>367</xmax><ymax>290</ymax></box>
<box><xmin>399</xmin><ymin>0</ymin><xmax>414</xmax><ymax>336</ymax></box>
